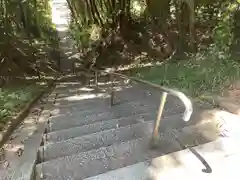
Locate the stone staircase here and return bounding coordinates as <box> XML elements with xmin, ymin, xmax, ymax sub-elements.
<box><xmin>32</xmin><ymin>0</ymin><xmax>240</xmax><ymax>174</ymax></box>
<box><xmin>32</xmin><ymin>76</ymin><xmax>240</xmax><ymax>180</ymax></box>
<box><xmin>3</xmin><ymin>0</ymin><xmax>240</xmax><ymax>178</ymax></box>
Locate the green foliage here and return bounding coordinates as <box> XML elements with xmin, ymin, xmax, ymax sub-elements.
<box><xmin>208</xmin><ymin>2</ymin><xmax>237</xmax><ymax>59</ymax></box>
<box><xmin>0</xmin><ymin>0</ymin><xmax>59</xmax><ymax>79</ymax></box>
<box><xmin>132</xmin><ymin>1</ymin><xmax>240</xmax><ymax>98</ymax></box>
<box><xmin>67</xmin><ymin>0</ymin><xmax>133</xmax><ymax>59</ymax></box>
<box><xmin>0</xmin><ymin>84</ymin><xmax>42</xmax><ymax>123</ymax></box>
<box><xmin>131</xmin><ymin>0</ymin><xmax>146</xmax><ymax>18</ymax></box>
<box><xmin>134</xmin><ymin>58</ymin><xmax>240</xmax><ymax>97</ymax></box>
<box><xmin>69</xmin><ymin>23</ymin><xmax>102</xmax><ymax>49</ymax></box>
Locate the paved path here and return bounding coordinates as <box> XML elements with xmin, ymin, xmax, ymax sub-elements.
<box><xmin>51</xmin><ymin>0</ymin><xmax>77</xmax><ymax>72</ymax></box>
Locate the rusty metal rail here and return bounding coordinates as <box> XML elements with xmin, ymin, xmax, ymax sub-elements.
<box><xmin>82</xmin><ymin>67</ymin><xmax>193</xmax><ymax>148</ymax></box>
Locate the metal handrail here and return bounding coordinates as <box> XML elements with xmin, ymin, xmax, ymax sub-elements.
<box><xmin>112</xmin><ymin>72</ymin><xmax>193</xmax><ymax>122</ymax></box>
<box><xmin>82</xmin><ymin>67</ymin><xmax>193</xmax><ymax>148</ymax></box>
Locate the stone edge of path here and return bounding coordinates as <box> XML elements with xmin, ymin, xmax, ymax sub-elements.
<box><xmin>5</xmin><ymin>109</ymin><xmax>52</xmax><ymax>180</ymax></box>
<box><xmin>4</xmin><ymin>78</ymin><xmax>58</xmax><ymax>180</ymax></box>
<box><xmin>0</xmin><ymin>80</ymin><xmax>55</xmax><ymax>147</ymax></box>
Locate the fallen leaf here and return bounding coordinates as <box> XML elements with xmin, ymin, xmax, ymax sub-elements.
<box><xmin>16</xmin><ymin>148</ymin><xmax>24</xmax><ymax>157</ymax></box>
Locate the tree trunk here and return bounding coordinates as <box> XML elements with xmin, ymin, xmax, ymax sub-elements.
<box><xmin>146</xmin><ymin>0</ymin><xmax>170</xmax><ymax>27</ymax></box>
<box><xmin>90</xmin><ymin>0</ymin><xmax>104</xmax><ymax>27</ymax></box>
<box><xmin>66</xmin><ymin>0</ymin><xmax>81</xmax><ymax>27</ymax></box>
<box><xmin>187</xmin><ymin>0</ymin><xmax>197</xmax><ymax>52</ymax></box>
<box><xmin>232</xmin><ymin>5</ymin><xmax>240</xmax><ymax>57</ymax></box>
<box><xmin>175</xmin><ymin>1</ymin><xmax>189</xmax><ymax>57</ymax></box>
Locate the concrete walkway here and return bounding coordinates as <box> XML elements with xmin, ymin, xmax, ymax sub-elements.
<box><xmin>51</xmin><ymin>0</ymin><xmax>77</xmax><ymax>72</ymax></box>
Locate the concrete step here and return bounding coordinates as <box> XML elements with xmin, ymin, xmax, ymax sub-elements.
<box><xmin>50</xmin><ymin>87</ymin><xmax>151</xmax><ymax>113</ymax></box>
<box><xmin>51</xmin><ymin>93</ymin><xmax>184</xmax><ymax>116</ymax></box>
<box><xmin>51</xmin><ymin>97</ymin><xmax>110</xmax><ymax>115</ymax></box>
<box><xmin>51</xmin><ymin>82</ymin><xmax>184</xmax><ymax>114</ymax></box>
<box><xmin>53</xmin><ymin>86</ymin><xmax>105</xmax><ymax>99</ymax></box>
<box><xmin>112</xmin><ymin>83</ymin><xmax>190</xmax><ymax>112</ymax></box>
<box><xmin>50</xmin><ymin>98</ymin><xmax>154</xmax><ymax>116</ymax></box>
<box><xmin>49</xmin><ymin>101</ymin><xmax>186</xmax><ymax>132</ymax></box>
<box><xmin>54</xmin><ymin>89</ymin><xmax>99</xmax><ymax>100</ymax></box>
<box><xmin>45</xmin><ymin>110</ymin><xmax>201</xmax><ymax>144</ymax></box>
<box><xmin>45</xmin><ymin>113</ymin><xmax>156</xmax><ymax>144</ymax></box>
<box><xmin>96</xmin><ymin>80</ymin><xmax>159</xmax><ymax>98</ymax></box>
<box><xmin>46</xmin><ymin>105</ymin><xmax>213</xmax><ymax>144</ymax></box>
<box><xmin>48</xmin><ymin>99</ymin><xmax>213</xmax><ymax>133</ymax></box>
<box><xmin>44</xmin><ymin>109</ymin><xmax>213</xmax><ymax>161</ymax></box>
<box><xmin>36</xmin><ymin>121</ymin><xmax>223</xmax><ymax>179</ymax></box>
<box><xmin>50</xmin><ymin>96</ymin><xmax>185</xmax><ymax>120</ymax></box>
<box><xmin>44</xmin><ymin>107</ymin><xmax>220</xmax><ymax>160</ymax></box>
<box><xmin>113</xmin><ymin>83</ymin><xmax>161</xmax><ymax>100</ymax></box>
<box><xmin>53</xmin><ymin>92</ymin><xmax>109</xmax><ymax>107</ymax></box>
<box><xmin>40</xmin><ymin>121</ymin><xmax>154</xmax><ymax>162</ymax></box>
<box><xmin>84</xmin><ymin>136</ymin><xmax>240</xmax><ymax>180</ymax></box>
<box><xmin>36</xmin><ymin>136</ymin><xmax>181</xmax><ymax>180</ymax></box>
<box><xmin>48</xmin><ymin>109</ymin><xmax>156</xmax><ymax>132</ymax></box>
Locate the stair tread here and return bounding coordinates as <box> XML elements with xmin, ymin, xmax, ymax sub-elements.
<box><xmin>35</xmin><ymin>79</ymin><xmax>240</xmax><ymax>179</ymax></box>
<box><xmin>49</xmin><ymin>102</ymin><xmax>185</xmax><ymax>132</ymax></box>
<box><xmin>40</xmin><ymin>121</ymin><xmax>154</xmax><ymax>161</ymax></box>
<box><xmin>37</xmin><ymin>136</ymin><xmax>181</xmax><ymax>180</ymax></box>
<box><xmin>50</xmin><ymin>98</ymin><xmax>176</xmax><ymax>116</ymax></box>
<box><xmin>37</xmin><ymin>120</ymin><xmax>227</xmax><ymax>179</ymax></box>
<box><xmin>53</xmin><ymin>94</ymin><xmax>109</xmax><ymax>108</ymax></box>
<box><xmin>84</xmin><ymin>136</ymin><xmax>240</xmax><ymax>180</ymax></box>
<box><xmin>46</xmin><ymin>110</ymin><xmax>200</xmax><ymax>144</ymax></box>
<box><xmin>45</xmin><ymin>112</ymin><xmax>156</xmax><ymax>143</ymax></box>
<box><xmin>43</xmin><ymin>108</ymin><xmax>223</xmax><ymax>161</ymax></box>
<box><xmin>49</xmin><ymin>109</ymin><xmax>157</xmax><ymax>132</ymax></box>
<box><xmin>51</xmin><ymin>82</ymin><xmax>185</xmax><ymax>115</ymax></box>
<box><xmin>50</xmin><ymin>99</ymin><xmax>160</xmax><ymax>117</ymax></box>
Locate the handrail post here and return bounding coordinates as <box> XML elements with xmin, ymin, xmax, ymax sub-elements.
<box><xmin>110</xmin><ymin>73</ymin><xmax>114</xmax><ymax>106</ymax></box>
<box><xmin>150</xmin><ymin>92</ymin><xmax>168</xmax><ymax>148</ymax></box>
<box><xmin>88</xmin><ymin>70</ymin><xmax>91</xmax><ymax>87</ymax></box>
<box><xmin>95</xmin><ymin>71</ymin><xmax>98</xmax><ymax>90</ymax></box>
<box><xmin>72</xmin><ymin>62</ymin><xmax>75</xmax><ymax>75</ymax></box>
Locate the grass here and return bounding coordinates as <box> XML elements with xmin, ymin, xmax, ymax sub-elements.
<box><xmin>0</xmin><ymin>82</ymin><xmax>44</xmax><ymax>127</ymax></box>
<box><xmin>132</xmin><ymin>58</ymin><xmax>240</xmax><ymax>97</ymax></box>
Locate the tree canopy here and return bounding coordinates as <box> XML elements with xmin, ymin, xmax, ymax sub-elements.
<box><xmin>0</xmin><ymin>0</ymin><xmax>240</xmax><ymax>80</ymax></box>
<box><xmin>66</xmin><ymin>0</ymin><xmax>240</xmax><ymax>68</ymax></box>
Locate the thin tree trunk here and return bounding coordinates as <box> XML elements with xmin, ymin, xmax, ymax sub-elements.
<box><xmin>87</xmin><ymin>0</ymin><xmax>99</xmax><ymax>25</ymax></box>
<box><xmin>187</xmin><ymin>0</ymin><xmax>197</xmax><ymax>52</ymax></box>
<box><xmin>91</xmin><ymin>0</ymin><xmax>104</xmax><ymax>27</ymax></box>
<box><xmin>232</xmin><ymin>5</ymin><xmax>240</xmax><ymax>56</ymax></box>
<box><xmin>85</xmin><ymin>0</ymin><xmax>93</xmax><ymax>24</ymax></box>
<box><xmin>176</xmin><ymin>1</ymin><xmax>189</xmax><ymax>56</ymax></box>
<box><xmin>66</xmin><ymin>0</ymin><xmax>82</xmax><ymax>28</ymax></box>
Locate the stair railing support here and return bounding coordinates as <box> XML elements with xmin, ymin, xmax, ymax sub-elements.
<box><xmin>150</xmin><ymin>91</ymin><xmax>168</xmax><ymax>148</ymax></box>
<box><xmin>95</xmin><ymin>71</ymin><xmax>98</xmax><ymax>90</ymax></box>
<box><xmin>110</xmin><ymin>73</ymin><xmax>114</xmax><ymax>106</ymax></box>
